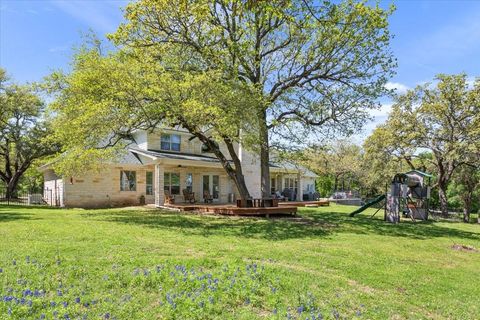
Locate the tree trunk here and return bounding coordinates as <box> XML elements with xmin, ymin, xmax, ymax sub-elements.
<box><xmin>4</xmin><ymin>169</ymin><xmax>25</xmax><ymax>200</ymax></box>
<box><xmin>462</xmin><ymin>195</ymin><xmax>472</xmax><ymax>223</ymax></box>
<box><xmin>258</xmin><ymin>109</ymin><xmax>270</xmax><ymax>198</ymax></box>
<box><xmin>438</xmin><ymin>183</ymin><xmax>449</xmax><ymax>217</ymax></box>
<box><xmin>179</xmin><ymin>121</ymin><xmax>251</xmax><ymax>202</ymax></box>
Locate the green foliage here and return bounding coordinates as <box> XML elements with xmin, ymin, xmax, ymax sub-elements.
<box><xmin>47</xmin><ymin>47</ymin><xmax>259</xmax><ymax>176</ymax></box>
<box><xmin>110</xmin><ymin>0</ymin><xmax>397</xmax><ymax>195</ymax></box>
<box><xmin>0</xmin><ymin>68</ymin><xmax>59</xmax><ymax>194</ymax></box>
<box><xmin>364</xmin><ymin>74</ymin><xmax>480</xmax><ymax>214</ymax></box>
<box><xmin>301</xmin><ymin>140</ymin><xmax>365</xmax><ymax>196</ymax></box>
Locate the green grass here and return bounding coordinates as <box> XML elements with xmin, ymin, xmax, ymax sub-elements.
<box><xmin>0</xmin><ymin>204</ymin><xmax>479</xmax><ymax>319</ymax></box>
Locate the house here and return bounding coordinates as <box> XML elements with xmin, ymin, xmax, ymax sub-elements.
<box><xmin>41</xmin><ymin>127</ymin><xmax>317</xmax><ymax>208</ymax></box>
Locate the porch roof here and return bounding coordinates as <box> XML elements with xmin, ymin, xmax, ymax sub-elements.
<box><xmin>129</xmin><ymin>148</ymin><xmax>224</xmax><ymax>164</ymax></box>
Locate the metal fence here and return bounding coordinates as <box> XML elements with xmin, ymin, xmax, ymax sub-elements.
<box><xmin>0</xmin><ymin>185</ymin><xmax>58</xmax><ymax>206</ymax></box>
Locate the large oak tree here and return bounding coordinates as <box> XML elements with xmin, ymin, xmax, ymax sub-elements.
<box><xmin>0</xmin><ymin>68</ymin><xmax>59</xmax><ymax>198</ymax></box>
<box><xmin>111</xmin><ymin>0</ymin><xmax>396</xmax><ymax>197</ymax></box>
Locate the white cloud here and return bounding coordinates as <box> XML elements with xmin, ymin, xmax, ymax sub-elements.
<box><xmin>385</xmin><ymin>82</ymin><xmax>409</xmax><ymax>94</ymax></box>
<box><xmin>369</xmin><ymin>103</ymin><xmax>393</xmax><ymax>119</ymax></box>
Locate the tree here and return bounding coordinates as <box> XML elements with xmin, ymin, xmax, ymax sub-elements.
<box><xmin>48</xmin><ymin>47</ymin><xmax>260</xmax><ymax>201</ymax></box>
<box><xmin>364</xmin><ymin>74</ymin><xmax>480</xmax><ymax>216</ymax></box>
<box><xmin>299</xmin><ymin>140</ymin><xmax>364</xmax><ymax>196</ymax></box>
<box><xmin>0</xmin><ymin>68</ymin><xmax>59</xmax><ymax>198</ymax></box>
<box><xmin>111</xmin><ymin>0</ymin><xmax>396</xmax><ymax>197</ymax></box>
<box><xmin>448</xmin><ymin>161</ymin><xmax>480</xmax><ymax>223</ymax></box>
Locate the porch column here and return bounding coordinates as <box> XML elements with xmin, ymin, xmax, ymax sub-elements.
<box><xmin>296</xmin><ymin>171</ymin><xmax>304</xmax><ymax>201</ymax></box>
<box><xmin>155</xmin><ymin>164</ymin><xmax>165</xmax><ymax>206</ymax></box>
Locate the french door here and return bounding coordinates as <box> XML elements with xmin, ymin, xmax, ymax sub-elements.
<box><xmin>202</xmin><ymin>175</ymin><xmax>220</xmax><ymax>201</ymax></box>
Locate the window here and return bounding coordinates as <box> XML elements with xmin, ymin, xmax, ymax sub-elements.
<box><xmin>164</xmin><ymin>172</ymin><xmax>180</xmax><ymax>195</ymax></box>
<box><xmin>271</xmin><ymin>177</ymin><xmax>276</xmax><ymax>194</ymax></box>
<box><xmin>146</xmin><ymin>171</ymin><xmax>154</xmax><ymax>195</ymax></box>
<box><xmin>161</xmin><ymin>134</ymin><xmax>181</xmax><ymax>151</ymax></box>
<box><xmin>120</xmin><ymin>171</ymin><xmax>136</xmax><ymax>191</ymax></box>
<box><xmin>284</xmin><ymin>177</ymin><xmax>298</xmax><ymax>193</ymax></box>
<box><xmin>185</xmin><ymin>173</ymin><xmax>193</xmax><ymax>192</ymax></box>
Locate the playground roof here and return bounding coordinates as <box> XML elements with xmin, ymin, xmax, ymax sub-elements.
<box><xmin>405</xmin><ymin>170</ymin><xmax>433</xmax><ymax>178</ymax></box>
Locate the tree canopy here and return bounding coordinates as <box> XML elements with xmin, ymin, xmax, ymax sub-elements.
<box><xmin>365</xmin><ymin>74</ymin><xmax>480</xmax><ymax>215</ymax></box>
<box><xmin>110</xmin><ymin>0</ymin><xmax>396</xmax><ymax>196</ymax></box>
<box><xmin>0</xmin><ymin>68</ymin><xmax>59</xmax><ymax>197</ymax></box>
<box><xmin>47</xmin><ymin>46</ymin><xmax>260</xmax><ymax>200</ymax></box>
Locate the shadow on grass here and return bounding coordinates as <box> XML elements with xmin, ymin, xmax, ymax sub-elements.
<box><xmin>80</xmin><ymin>206</ymin><xmax>480</xmax><ymax>241</ymax></box>
<box><xmin>0</xmin><ymin>204</ymin><xmax>63</xmax><ymax>222</ymax></box>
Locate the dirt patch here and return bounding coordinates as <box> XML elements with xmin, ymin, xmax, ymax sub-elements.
<box><xmin>451</xmin><ymin>244</ymin><xmax>478</xmax><ymax>252</ymax></box>
<box><xmin>347</xmin><ymin>279</ymin><xmax>376</xmax><ymax>294</ymax></box>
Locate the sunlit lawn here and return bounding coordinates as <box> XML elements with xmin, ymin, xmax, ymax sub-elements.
<box><xmin>0</xmin><ymin>203</ymin><xmax>479</xmax><ymax>319</ymax></box>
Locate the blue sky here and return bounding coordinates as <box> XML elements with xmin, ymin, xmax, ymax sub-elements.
<box><xmin>1</xmin><ymin>0</ymin><xmax>479</xmax><ymax>138</ymax></box>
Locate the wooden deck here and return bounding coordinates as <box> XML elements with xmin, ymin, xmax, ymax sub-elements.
<box><xmin>279</xmin><ymin>200</ymin><xmax>330</xmax><ymax>207</ymax></box>
<box><xmin>161</xmin><ymin>200</ymin><xmax>329</xmax><ymax>217</ymax></box>
<box><xmin>163</xmin><ymin>203</ymin><xmax>296</xmax><ymax>216</ymax></box>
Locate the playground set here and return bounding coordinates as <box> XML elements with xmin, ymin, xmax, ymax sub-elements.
<box><xmin>350</xmin><ymin>170</ymin><xmax>432</xmax><ymax>223</ymax></box>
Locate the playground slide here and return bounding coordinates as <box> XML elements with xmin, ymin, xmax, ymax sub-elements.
<box><xmin>349</xmin><ymin>194</ymin><xmax>386</xmax><ymax>217</ymax></box>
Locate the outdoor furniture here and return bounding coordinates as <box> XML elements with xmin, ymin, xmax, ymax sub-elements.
<box><xmin>236</xmin><ymin>198</ymin><xmax>253</xmax><ymax>208</ymax></box>
<box><xmin>203</xmin><ymin>190</ymin><xmax>213</xmax><ymax>203</ymax></box>
<box><xmin>272</xmin><ymin>191</ymin><xmax>286</xmax><ymax>201</ymax></box>
<box><xmin>164</xmin><ymin>190</ymin><xmax>175</xmax><ymax>204</ymax></box>
<box><xmin>282</xmin><ymin>188</ymin><xmax>296</xmax><ymax>201</ymax></box>
<box><xmin>262</xmin><ymin>198</ymin><xmax>279</xmax><ymax>208</ymax></box>
<box><xmin>182</xmin><ymin>189</ymin><xmax>196</xmax><ymax>203</ymax></box>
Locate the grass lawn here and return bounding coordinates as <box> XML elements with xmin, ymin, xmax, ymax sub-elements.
<box><xmin>0</xmin><ymin>204</ymin><xmax>479</xmax><ymax>319</ymax></box>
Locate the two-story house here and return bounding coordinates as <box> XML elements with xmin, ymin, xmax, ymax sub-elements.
<box><xmin>41</xmin><ymin>127</ymin><xmax>317</xmax><ymax>208</ymax></box>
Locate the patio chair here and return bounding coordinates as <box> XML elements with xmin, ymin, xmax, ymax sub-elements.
<box><xmin>203</xmin><ymin>190</ymin><xmax>214</xmax><ymax>203</ymax></box>
<box><xmin>272</xmin><ymin>191</ymin><xmax>286</xmax><ymax>201</ymax></box>
<box><xmin>183</xmin><ymin>189</ymin><xmax>196</xmax><ymax>203</ymax></box>
<box><xmin>164</xmin><ymin>190</ymin><xmax>175</xmax><ymax>204</ymax></box>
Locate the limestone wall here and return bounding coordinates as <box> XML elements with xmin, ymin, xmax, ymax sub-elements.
<box><xmin>63</xmin><ymin>164</ymin><xmax>156</xmax><ymax>208</ymax></box>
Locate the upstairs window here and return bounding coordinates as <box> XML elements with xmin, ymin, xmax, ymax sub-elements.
<box><xmin>161</xmin><ymin>134</ymin><xmax>181</xmax><ymax>151</ymax></box>
<box><xmin>120</xmin><ymin>171</ymin><xmax>136</xmax><ymax>191</ymax></box>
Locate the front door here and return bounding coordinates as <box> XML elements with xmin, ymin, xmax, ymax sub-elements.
<box><xmin>203</xmin><ymin>175</ymin><xmax>220</xmax><ymax>201</ymax></box>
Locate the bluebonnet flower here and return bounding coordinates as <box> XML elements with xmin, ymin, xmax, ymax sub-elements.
<box><xmin>57</xmin><ymin>289</ymin><xmax>63</xmax><ymax>296</ymax></box>
<box><xmin>64</xmin><ymin>314</ymin><xmax>70</xmax><ymax>320</ymax></box>
<box><xmin>12</xmin><ymin>259</ymin><xmax>16</xmax><ymax>265</ymax></box>
<box><xmin>104</xmin><ymin>313</ymin><xmax>110</xmax><ymax>319</ymax></box>
<box><xmin>0</xmin><ymin>268</ymin><xmax>3</xmax><ymax>273</ymax></box>
<box><xmin>8</xmin><ymin>307</ymin><xmax>12</xmax><ymax>315</ymax></box>
<box><xmin>333</xmin><ymin>309</ymin><xmax>340</xmax><ymax>320</ymax></box>
<box><xmin>63</xmin><ymin>301</ymin><xmax>68</xmax><ymax>308</ymax></box>
<box><xmin>50</xmin><ymin>301</ymin><xmax>57</xmax><ymax>307</ymax></box>
<box><xmin>244</xmin><ymin>298</ymin><xmax>250</xmax><ymax>305</ymax></box>
<box><xmin>272</xmin><ymin>308</ymin><xmax>277</xmax><ymax>315</ymax></box>
<box><xmin>208</xmin><ymin>296</ymin><xmax>214</xmax><ymax>304</ymax></box>
<box><xmin>198</xmin><ymin>301</ymin><xmax>205</xmax><ymax>308</ymax></box>
<box><xmin>75</xmin><ymin>297</ymin><xmax>80</xmax><ymax>303</ymax></box>
<box><xmin>297</xmin><ymin>305</ymin><xmax>305</xmax><ymax>314</ymax></box>
<box><xmin>26</xmin><ymin>256</ymin><xmax>30</xmax><ymax>263</ymax></box>
<box><xmin>356</xmin><ymin>310</ymin><xmax>362</xmax><ymax>316</ymax></box>
<box><xmin>40</xmin><ymin>314</ymin><xmax>46</xmax><ymax>319</ymax></box>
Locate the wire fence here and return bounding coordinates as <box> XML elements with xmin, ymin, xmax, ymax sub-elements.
<box><xmin>0</xmin><ymin>185</ymin><xmax>59</xmax><ymax>206</ymax></box>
